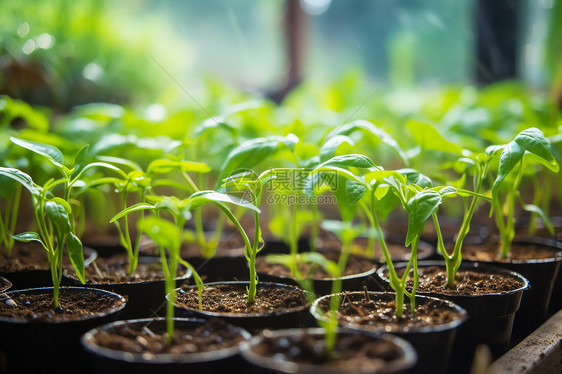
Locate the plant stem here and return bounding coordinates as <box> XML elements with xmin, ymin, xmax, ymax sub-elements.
<box><xmin>500</xmin><ymin>161</ymin><xmax>524</xmax><ymax>259</ymax></box>
<box><xmin>289</xmin><ymin>202</ymin><xmax>299</xmax><ymax>277</ymax></box>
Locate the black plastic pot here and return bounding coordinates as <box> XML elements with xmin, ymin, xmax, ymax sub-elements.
<box><xmin>463</xmin><ymin>236</ymin><xmax>562</xmax><ymax>338</ymax></box>
<box><xmin>66</xmin><ymin>256</ymin><xmax>192</xmax><ymax>319</ymax></box>
<box><xmin>240</xmin><ymin>327</ymin><xmax>417</xmax><ymax>374</ymax></box>
<box><xmin>187</xmin><ymin>255</ymin><xmax>250</xmax><ymax>282</ymax></box>
<box><xmin>0</xmin><ymin>286</ymin><xmax>126</xmax><ymax>374</ymax></box>
<box><xmin>376</xmin><ymin>261</ymin><xmax>529</xmax><ymax>373</ymax></box>
<box><xmin>1</xmin><ymin>246</ymin><xmax>97</xmax><ymax>290</ymax></box>
<box><xmin>310</xmin><ymin>291</ymin><xmax>467</xmax><ymax>374</ymax></box>
<box><xmin>257</xmin><ymin>249</ymin><xmax>381</xmax><ymax>295</ymax></box>
<box><xmin>171</xmin><ymin>281</ymin><xmax>312</xmax><ymax>331</ymax></box>
<box><xmin>81</xmin><ymin>317</ymin><xmax>251</xmax><ymax>374</ymax></box>
<box><xmin>0</xmin><ymin>276</ymin><xmax>11</xmax><ymax>293</ymax></box>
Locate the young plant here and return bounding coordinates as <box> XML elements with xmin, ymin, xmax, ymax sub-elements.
<box><xmin>0</xmin><ymin>177</ymin><xmax>21</xmax><ymax>256</ymax></box>
<box><xmin>0</xmin><ymin>138</ymin><xmax>125</xmax><ymax>307</ymax></box>
<box><xmin>111</xmin><ymin>190</ymin><xmax>259</xmax><ymax>342</ymax></box>
<box><xmin>488</xmin><ymin>127</ymin><xmax>559</xmax><ymax>258</ymax></box>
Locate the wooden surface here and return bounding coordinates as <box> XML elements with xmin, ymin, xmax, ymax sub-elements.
<box><xmin>488</xmin><ymin>309</ymin><xmax>562</xmax><ymax>374</ymax></box>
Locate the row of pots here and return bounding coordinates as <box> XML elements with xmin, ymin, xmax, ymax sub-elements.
<box><xmin>0</xmin><ymin>263</ymin><xmax>533</xmax><ymax>374</ymax></box>
<box><xmin>0</xmin><ymin>234</ymin><xmax>560</xmax><ymax>373</ymax></box>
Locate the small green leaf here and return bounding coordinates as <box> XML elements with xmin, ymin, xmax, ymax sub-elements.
<box><xmin>66</xmin><ymin>232</ymin><xmax>85</xmax><ymax>284</ymax></box>
<box><xmin>284</xmin><ymin>119</ymin><xmax>305</xmax><ymax>139</ymax></box>
<box><xmin>405</xmin><ymin>190</ymin><xmax>442</xmax><ymax>246</ymax></box>
<box><xmin>397</xmin><ymin>169</ymin><xmax>433</xmax><ymax>188</ymax></box>
<box><xmin>45</xmin><ymin>200</ymin><xmax>71</xmax><ymax>235</ymax></box>
<box><xmin>0</xmin><ymin>167</ymin><xmax>37</xmax><ymax>195</ymax></box>
<box><xmin>346</xmin><ymin>180</ymin><xmax>367</xmax><ymax>205</ymax></box>
<box><xmin>520</xmin><ymin>203</ymin><xmax>555</xmax><ymax>235</ymax></box>
<box><xmin>319</xmin><ymin>135</ymin><xmax>355</xmax><ymax>162</ymax></box>
<box><xmin>70</xmin><ymin>145</ymin><xmax>90</xmax><ymax>181</ymax></box>
<box><xmin>110</xmin><ymin>203</ymin><xmax>155</xmax><ymax>223</ymax></box>
<box><xmin>492</xmin><ymin>141</ymin><xmax>524</xmax><ymax>203</ymax></box>
<box><xmin>316</xmin><ymin>154</ymin><xmax>376</xmax><ymax>169</ymax></box>
<box><xmin>147</xmin><ymin>159</ymin><xmax>211</xmax><ymax>175</ymax></box>
<box><xmin>514</xmin><ymin>128</ymin><xmax>556</xmax><ymax>166</ymax></box>
<box><xmin>12</xmin><ymin>232</ymin><xmax>44</xmax><ymax>246</ymax></box>
<box><xmin>326</xmin><ymin>120</ymin><xmax>408</xmax><ymax>165</ymax></box>
<box><xmin>138</xmin><ymin>216</ymin><xmax>181</xmax><ymax>256</ymax></box>
<box><xmin>11</xmin><ymin>137</ymin><xmax>64</xmax><ymax>168</ymax></box>
<box><xmin>407</xmin><ymin>121</ymin><xmax>464</xmax><ymax>155</ymax></box>
<box><xmin>187</xmin><ymin>191</ymin><xmax>260</xmax><ymax>212</ymax></box>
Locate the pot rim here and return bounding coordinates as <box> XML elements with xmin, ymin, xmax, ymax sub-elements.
<box><xmin>66</xmin><ymin>256</ymin><xmax>193</xmax><ymax>286</ymax></box>
<box><xmin>376</xmin><ymin>261</ymin><xmax>531</xmax><ymax>298</ymax></box>
<box><xmin>310</xmin><ymin>291</ymin><xmax>468</xmax><ymax>334</ymax></box>
<box><xmin>0</xmin><ymin>276</ymin><xmax>12</xmax><ymax>293</ymax></box>
<box><xmin>0</xmin><ymin>286</ymin><xmax>126</xmax><ymax>324</ymax></box>
<box><xmin>464</xmin><ymin>236</ymin><xmax>562</xmax><ymax>264</ymax></box>
<box><xmin>258</xmin><ymin>251</ymin><xmax>379</xmax><ymax>282</ymax></box>
<box><xmin>81</xmin><ymin>317</ymin><xmax>251</xmax><ymax>364</ymax></box>
<box><xmin>170</xmin><ymin>281</ymin><xmax>312</xmax><ymax>318</ymax></box>
<box><xmin>240</xmin><ymin>327</ymin><xmax>417</xmax><ymax>374</ymax></box>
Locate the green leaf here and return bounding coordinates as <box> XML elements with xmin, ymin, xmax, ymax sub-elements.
<box><xmin>70</xmin><ymin>145</ymin><xmax>90</xmax><ymax>181</ymax></box>
<box><xmin>515</xmin><ymin>128</ymin><xmax>559</xmax><ymax>172</ymax></box>
<box><xmin>346</xmin><ymin>180</ymin><xmax>367</xmax><ymax>205</ymax></box>
<box><xmin>10</xmin><ymin>137</ymin><xmax>64</xmax><ymax>168</ymax></box>
<box><xmin>66</xmin><ymin>232</ymin><xmax>85</xmax><ymax>284</ymax></box>
<box><xmin>0</xmin><ymin>167</ymin><xmax>37</xmax><ymax>195</ymax></box>
<box><xmin>71</xmin><ymin>162</ymin><xmax>127</xmax><ymax>183</ymax></box>
<box><xmin>319</xmin><ymin>135</ymin><xmax>355</xmax><ymax>162</ymax></box>
<box><xmin>147</xmin><ymin>159</ymin><xmax>211</xmax><ymax>175</ymax></box>
<box><xmin>316</xmin><ymin>154</ymin><xmax>376</xmax><ymax>169</ymax></box>
<box><xmin>397</xmin><ymin>169</ymin><xmax>433</xmax><ymax>188</ymax></box>
<box><xmin>520</xmin><ymin>203</ymin><xmax>555</xmax><ymax>235</ymax></box>
<box><xmin>218</xmin><ymin>135</ymin><xmax>298</xmax><ymax>185</ymax></box>
<box><xmin>492</xmin><ymin>141</ymin><xmax>524</xmax><ymax>203</ymax></box>
<box><xmin>326</xmin><ymin>120</ymin><xmax>408</xmax><ymax>165</ymax></box>
<box><xmin>138</xmin><ymin>216</ymin><xmax>181</xmax><ymax>256</ymax></box>
<box><xmin>110</xmin><ymin>203</ymin><xmax>155</xmax><ymax>223</ymax></box>
<box><xmin>407</xmin><ymin>121</ymin><xmax>464</xmax><ymax>155</ymax></box>
<box><xmin>12</xmin><ymin>232</ymin><xmax>44</xmax><ymax>246</ymax></box>
<box><xmin>187</xmin><ymin>191</ymin><xmax>260</xmax><ymax>213</ymax></box>
<box><xmin>284</xmin><ymin>119</ymin><xmax>305</xmax><ymax>139</ymax></box>
<box><xmin>334</xmin><ymin>176</ymin><xmax>357</xmax><ymax>222</ymax></box>
<box><xmin>96</xmin><ymin>155</ymin><xmax>142</xmax><ymax>171</ymax></box>
<box><xmin>405</xmin><ymin>190</ymin><xmax>442</xmax><ymax>246</ymax></box>
<box><xmin>44</xmin><ymin>200</ymin><xmax>71</xmax><ymax>235</ymax></box>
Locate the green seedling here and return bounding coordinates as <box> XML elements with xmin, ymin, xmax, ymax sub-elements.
<box><xmin>0</xmin><ymin>138</ymin><xmax>125</xmax><ymax>307</ymax></box>
<box><xmin>488</xmin><ymin>127</ymin><xmax>559</xmax><ymax>258</ymax></box>
<box><xmin>111</xmin><ymin>190</ymin><xmax>259</xmax><ymax>343</ymax></box>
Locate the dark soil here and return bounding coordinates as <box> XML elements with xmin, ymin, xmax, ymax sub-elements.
<box><xmin>64</xmin><ymin>254</ymin><xmax>187</xmax><ymax>284</ymax></box>
<box><xmin>255</xmin><ymin>249</ymin><xmax>377</xmax><ymax>280</ymax></box>
<box><xmin>463</xmin><ymin>241</ymin><xmax>562</xmax><ymax>262</ymax></box>
<box><xmin>316</xmin><ymin>292</ymin><xmax>463</xmax><ymax>330</ymax></box>
<box><xmin>387</xmin><ymin>266</ymin><xmax>526</xmax><ymax>295</ymax></box>
<box><xmin>175</xmin><ymin>283</ymin><xmax>308</xmax><ymax>314</ymax></box>
<box><xmin>251</xmin><ymin>331</ymin><xmax>405</xmax><ymax>371</ymax></box>
<box><xmin>0</xmin><ymin>277</ymin><xmax>11</xmax><ymax>292</ymax></box>
<box><xmin>0</xmin><ymin>242</ymin><xmax>48</xmax><ymax>272</ymax></box>
<box><xmin>89</xmin><ymin>318</ymin><xmax>248</xmax><ymax>355</ymax></box>
<box><xmin>0</xmin><ymin>288</ymin><xmax>125</xmax><ymax>321</ymax></box>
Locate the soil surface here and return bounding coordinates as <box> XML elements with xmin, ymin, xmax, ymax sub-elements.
<box><xmin>251</xmin><ymin>331</ymin><xmax>406</xmax><ymax>371</ymax></box>
<box><xmin>385</xmin><ymin>266</ymin><xmax>526</xmax><ymax>295</ymax></box>
<box><xmin>64</xmin><ymin>254</ymin><xmax>187</xmax><ymax>284</ymax></box>
<box><xmin>316</xmin><ymin>292</ymin><xmax>463</xmax><ymax>330</ymax></box>
<box><xmin>255</xmin><ymin>249</ymin><xmax>377</xmax><ymax>280</ymax></box>
<box><xmin>1</xmin><ymin>242</ymin><xmax>96</xmax><ymax>273</ymax></box>
<box><xmin>0</xmin><ymin>242</ymin><xmax>49</xmax><ymax>272</ymax></box>
<box><xmin>463</xmin><ymin>241</ymin><xmax>562</xmax><ymax>262</ymax></box>
<box><xmin>0</xmin><ymin>288</ymin><xmax>124</xmax><ymax>321</ymax></box>
<box><xmin>0</xmin><ymin>277</ymin><xmax>11</xmax><ymax>292</ymax></box>
<box><xmin>175</xmin><ymin>283</ymin><xmax>308</xmax><ymax>314</ymax></box>
<box><xmin>88</xmin><ymin>318</ymin><xmax>248</xmax><ymax>355</ymax></box>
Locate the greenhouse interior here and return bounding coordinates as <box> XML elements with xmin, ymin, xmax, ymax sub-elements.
<box><xmin>0</xmin><ymin>1</ymin><xmax>561</xmax><ymax>373</ymax></box>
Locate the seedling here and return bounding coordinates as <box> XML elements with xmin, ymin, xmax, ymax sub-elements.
<box><xmin>111</xmin><ymin>190</ymin><xmax>259</xmax><ymax>342</ymax></box>
<box><xmin>488</xmin><ymin>128</ymin><xmax>559</xmax><ymax>258</ymax></box>
<box><xmin>0</xmin><ymin>138</ymin><xmax>125</xmax><ymax>307</ymax></box>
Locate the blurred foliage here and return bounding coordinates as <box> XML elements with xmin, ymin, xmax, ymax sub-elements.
<box><xmin>0</xmin><ymin>0</ymin><xmax>186</xmax><ymax>112</ymax></box>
